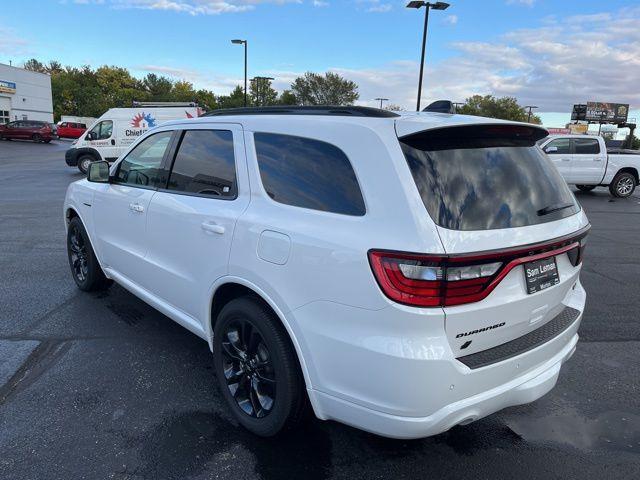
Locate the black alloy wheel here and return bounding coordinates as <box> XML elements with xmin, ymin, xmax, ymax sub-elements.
<box><xmin>32</xmin><ymin>133</ymin><xmax>42</xmax><ymax>142</ymax></box>
<box><xmin>213</xmin><ymin>297</ymin><xmax>307</xmax><ymax>436</ymax></box>
<box><xmin>221</xmin><ymin>318</ymin><xmax>276</xmax><ymax>418</ymax></box>
<box><xmin>66</xmin><ymin>217</ymin><xmax>112</xmax><ymax>291</ymax></box>
<box><xmin>69</xmin><ymin>222</ymin><xmax>89</xmax><ymax>284</ymax></box>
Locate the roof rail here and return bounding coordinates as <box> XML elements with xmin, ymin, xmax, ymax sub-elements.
<box><xmin>203</xmin><ymin>105</ymin><xmax>400</xmax><ymax>118</ymax></box>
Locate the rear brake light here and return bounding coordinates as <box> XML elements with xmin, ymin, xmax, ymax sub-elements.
<box><xmin>369</xmin><ymin>229</ymin><xmax>588</xmax><ymax>307</ymax></box>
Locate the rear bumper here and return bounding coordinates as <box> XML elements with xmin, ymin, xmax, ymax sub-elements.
<box><xmin>294</xmin><ymin>278</ymin><xmax>585</xmax><ymax>439</ymax></box>
<box><xmin>311</xmin><ymin>331</ymin><xmax>577</xmax><ymax>439</ymax></box>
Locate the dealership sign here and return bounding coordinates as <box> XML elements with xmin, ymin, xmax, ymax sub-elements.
<box><xmin>0</xmin><ymin>80</ymin><xmax>16</xmax><ymax>94</ymax></box>
<box><xmin>572</xmin><ymin>102</ymin><xmax>629</xmax><ymax>123</ymax></box>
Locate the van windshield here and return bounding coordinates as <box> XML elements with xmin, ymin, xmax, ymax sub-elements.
<box><xmin>400</xmin><ymin>125</ymin><xmax>580</xmax><ymax>231</ymax></box>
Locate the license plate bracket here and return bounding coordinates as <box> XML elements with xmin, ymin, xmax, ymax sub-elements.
<box><xmin>524</xmin><ymin>257</ymin><xmax>559</xmax><ymax>294</ymax></box>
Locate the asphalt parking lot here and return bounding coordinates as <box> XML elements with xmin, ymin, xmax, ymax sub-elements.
<box><xmin>1</xmin><ymin>139</ymin><xmax>639</xmax><ymax>480</ymax></box>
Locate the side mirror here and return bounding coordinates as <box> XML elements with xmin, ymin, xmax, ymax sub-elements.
<box><xmin>545</xmin><ymin>146</ymin><xmax>558</xmax><ymax>153</ymax></box>
<box><xmin>87</xmin><ymin>161</ymin><xmax>110</xmax><ymax>183</ymax></box>
<box><xmin>87</xmin><ymin>131</ymin><xmax>97</xmax><ymax>141</ymax></box>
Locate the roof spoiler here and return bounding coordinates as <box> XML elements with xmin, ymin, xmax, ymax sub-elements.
<box><xmin>422</xmin><ymin>100</ymin><xmax>456</xmax><ymax>114</ymax></box>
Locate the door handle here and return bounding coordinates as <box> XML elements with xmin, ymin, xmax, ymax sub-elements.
<box><xmin>110</xmin><ymin>139</ymin><xmax>115</xmax><ymax>146</ymax></box>
<box><xmin>201</xmin><ymin>221</ymin><xmax>225</xmax><ymax>235</ymax></box>
<box><xmin>561</xmin><ymin>158</ymin><xmax>571</xmax><ymax>162</ymax></box>
<box><xmin>593</xmin><ymin>158</ymin><xmax>602</xmax><ymax>161</ymax></box>
<box><xmin>129</xmin><ymin>202</ymin><xmax>144</xmax><ymax>213</ymax></box>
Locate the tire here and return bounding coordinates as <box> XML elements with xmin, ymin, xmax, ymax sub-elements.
<box><xmin>609</xmin><ymin>172</ymin><xmax>636</xmax><ymax>198</ymax></box>
<box><xmin>576</xmin><ymin>185</ymin><xmax>596</xmax><ymax>192</ymax></box>
<box><xmin>213</xmin><ymin>296</ymin><xmax>306</xmax><ymax>437</ymax></box>
<box><xmin>32</xmin><ymin>133</ymin><xmax>42</xmax><ymax>143</ymax></box>
<box><xmin>44</xmin><ymin>139</ymin><xmax>52</xmax><ymax>144</ymax></box>
<box><xmin>67</xmin><ymin>217</ymin><xmax>112</xmax><ymax>292</ymax></box>
<box><xmin>77</xmin><ymin>155</ymin><xmax>95</xmax><ymax>174</ymax></box>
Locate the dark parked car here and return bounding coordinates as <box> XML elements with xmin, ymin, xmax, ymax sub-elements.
<box><xmin>57</xmin><ymin>121</ymin><xmax>87</xmax><ymax>139</ymax></box>
<box><xmin>0</xmin><ymin>120</ymin><xmax>57</xmax><ymax>143</ymax></box>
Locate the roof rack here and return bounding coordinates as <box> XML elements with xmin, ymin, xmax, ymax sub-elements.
<box><xmin>132</xmin><ymin>101</ymin><xmax>199</xmax><ymax>107</ymax></box>
<box><xmin>203</xmin><ymin>105</ymin><xmax>400</xmax><ymax>118</ymax></box>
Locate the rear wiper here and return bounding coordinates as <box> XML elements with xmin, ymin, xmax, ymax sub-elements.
<box><xmin>537</xmin><ymin>203</ymin><xmax>574</xmax><ymax>216</ymax></box>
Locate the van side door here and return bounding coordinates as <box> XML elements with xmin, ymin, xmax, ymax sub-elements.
<box><xmin>571</xmin><ymin>137</ymin><xmax>606</xmax><ymax>184</ymax></box>
<box><xmin>142</xmin><ymin>124</ymin><xmax>249</xmax><ymax>323</ymax></box>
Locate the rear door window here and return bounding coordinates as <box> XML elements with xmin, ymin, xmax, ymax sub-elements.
<box><xmin>167</xmin><ymin>130</ymin><xmax>237</xmax><ymax>198</ymax></box>
<box><xmin>253</xmin><ymin>132</ymin><xmax>365</xmax><ymax>216</ymax></box>
<box><xmin>573</xmin><ymin>138</ymin><xmax>600</xmax><ymax>154</ymax></box>
<box><xmin>400</xmin><ymin>125</ymin><xmax>579</xmax><ymax>231</ymax></box>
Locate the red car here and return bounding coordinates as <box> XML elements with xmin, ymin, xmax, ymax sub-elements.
<box><xmin>0</xmin><ymin>120</ymin><xmax>57</xmax><ymax>143</ymax></box>
<box><xmin>57</xmin><ymin>121</ymin><xmax>87</xmax><ymax>139</ymax></box>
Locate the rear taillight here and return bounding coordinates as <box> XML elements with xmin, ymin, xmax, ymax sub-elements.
<box><xmin>369</xmin><ymin>229</ymin><xmax>588</xmax><ymax>308</ymax></box>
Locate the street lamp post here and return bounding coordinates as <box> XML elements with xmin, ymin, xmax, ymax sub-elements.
<box><xmin>406</xmin><ymin>1</ymin><xmax>450</xmax><ymax>112</ymax></box>
<box><xmin>375</xmin><ymin>97</ymin><xmax>389</xmax><ymax>109</ymax></box>
<box><xmin>231</xmin><ymin>39</ymin><xmax>248</xmax><ymax>107</ymax></box>
<box><xmin>524</xmin><ymin>105</ymin><xmax>538</xmax><ymax>123</ymax></box>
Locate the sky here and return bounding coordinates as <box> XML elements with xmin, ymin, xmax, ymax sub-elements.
<box><xmin>1</xmin><ymin>0</ymin><xmax>639</xmax><ymax>128</ymax></box>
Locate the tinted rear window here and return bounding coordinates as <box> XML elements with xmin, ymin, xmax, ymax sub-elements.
<box><xmin>574</xmin><ymin>138</ymin><xmax>600</xmax><ymax>154</ymax></box>
<box><xmin>254</xmin><ymin>132</ymin><xmax>365</xmax><ymax>216</ymax></box>
<box><xmin>400</xmin><ymin>125</ymin><xmax>579</xmax><ymax>231</ymax></box>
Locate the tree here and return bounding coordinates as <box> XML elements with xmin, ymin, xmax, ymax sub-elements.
<box><xmin>291</xmin><ymin>72</ymin><xmax>359</xmax><ymax>106</ymax></box>
<box><xmin>278</xmin><ymin>90</ymin><xmax>297</xmax><ymax>105</ymax></box>
<box><xmin>143</xmin><ymin>73</ymin><xmax>173</xmax><ymax>101</ymax></box>
<box><xmin>624</xmin><ymin>135</ymin><xmax>640</xmax><ymax>150</ymax></box>
<box><xmin>250</xmin><ymin>78</ymin><xmax>278</xmax><ymax>106</ymax></box>
<box><xmin>23</xmin><ymin>58</ymin><xmax>46</xmax><ymax>73</ymax></box>
<box><xmin>218</xmin><ymin>85</ymin><xmax>248</xmax><ymax>109</ymax></box>
<box><xmin>385</xmin><ymin>104</ymin><xmax>403</xmax><ymax>111</ymax></box>
<box><xmin>458</xmin><ymin>95</ymin><xmax>542</xmax><ymax>124</ymax></box>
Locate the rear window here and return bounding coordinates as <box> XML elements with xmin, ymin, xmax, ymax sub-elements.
<box><xmin>574</xmin><ymin>138</ymin><xmax>600</xmax><ymax>154</ymax></box>
<box><xmin>400</xmin><ymin>125</ymin><xmax>580</xmax><ymax>231</ymax></box>
<box><xmin>254</xmin><ymin>132</ymin><xmax>365</xmax><ymax>216</ymax></box>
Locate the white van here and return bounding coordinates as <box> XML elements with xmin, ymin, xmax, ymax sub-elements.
<box><xmin>65</xmin><ymin>104</ymin><xmax>201</xmax><ymax>173</ymax></box>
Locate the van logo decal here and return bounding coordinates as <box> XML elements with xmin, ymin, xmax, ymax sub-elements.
<box><xmin>131</xmin><ymin>112</ymin><xmax>156</xmax><ymax>128</ymax></box>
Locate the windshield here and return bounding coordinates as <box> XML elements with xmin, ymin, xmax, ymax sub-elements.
<box><xmin>400</xmin><ymin>125</ymin><xmax>580</xmax><ymax>231</ymax></box>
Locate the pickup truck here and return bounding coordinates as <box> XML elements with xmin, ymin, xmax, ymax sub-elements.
<box><xmin>539</xmin><ymin>134</ymin><xmax>640</xmax><ymax>198</ymax></box>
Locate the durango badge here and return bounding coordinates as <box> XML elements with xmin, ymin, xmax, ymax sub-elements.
<box><xmin>456</xmin><ymin>322</ymin><xmax>506</xmax><ymax>338</ymax></box>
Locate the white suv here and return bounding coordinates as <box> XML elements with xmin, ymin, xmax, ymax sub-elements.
<box><xmin>64</xmin><ymin>106</ymin><xmax>589</xmax><ymax>439</ymax></box>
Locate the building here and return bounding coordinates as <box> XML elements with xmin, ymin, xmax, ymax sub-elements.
<box><xmin>0</xmin><ymin>63</ymin><xmax>53</xmax><ymax>124</ymax></box>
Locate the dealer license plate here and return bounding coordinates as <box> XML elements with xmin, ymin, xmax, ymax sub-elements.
<box><xmin>524</xmin><ymin>257</ymin><xmax>559</xmax><ymax>294</ymax></box>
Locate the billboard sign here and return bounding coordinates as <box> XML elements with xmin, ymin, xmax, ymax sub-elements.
<box><xmin>0</xmin><ymin>80</ymin><xmax>16</xmax><ymax>94</ymax></box>
<box><xmin>585</xmin><ymin>102</ymin><xmax>629</xmax><ymax>123</ymax></box>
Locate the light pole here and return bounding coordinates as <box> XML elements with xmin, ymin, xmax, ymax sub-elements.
<box><xmin>231</xmin><ymin>39</ymin><xmax>248</xmax><ymax>107</ymax></box>
<box><xmin>375</xmin><ymin>97</ymin><xmax>389</xmax><ymax>109</ymax></box>
<box><xmin>406</xmin><ymin>1</ymin><xmax>450</xmax><ymax>112</ymax></box>
<box><xmin>524</xmin><ymin>105</ymin><xmax>538</xmax><ymax>123</ymax></box>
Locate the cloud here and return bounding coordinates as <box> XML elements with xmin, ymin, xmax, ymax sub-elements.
<box><xmin>313</xmin><ymin>0</ymin><xmax>329</xmax><ymax>6</ymax></box>
<box><xmin>506</xmin><ymin>0</ymin><xmax>536</xmax><ymax>6</ymax></box>
<box><xmin>368</xmin><ymin>3</ymin><xmax>391</xmax><ymax>13</ymax></box>
<box><xmin>75</xmin><ymin>0</ymin><xmax>301</xmax><ymax>15</ymax></box>
<box><xmin>0</xmin><ymin>26</ymin><xmax>30</xmax><ymax>55</ymax></box>
<box><xmin>348</xmin><ymin>6</ymin><xmax>640</xmax><ymax>111</ymax></box>
<box><xmin>140</xmin><ymin>5</ymin><xmax>640</xmax><ymax>114</ymax></box>
<box><xmin>443</xmin><ymin>14</ymin><xmax>458</xmax><ymax>25</ymax></box>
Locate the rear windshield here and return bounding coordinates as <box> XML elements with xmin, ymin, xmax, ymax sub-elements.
<box><xmin>400</xmin><ymin>125</ymin><xmax>580</xmax><ymax>231</ymax></box>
